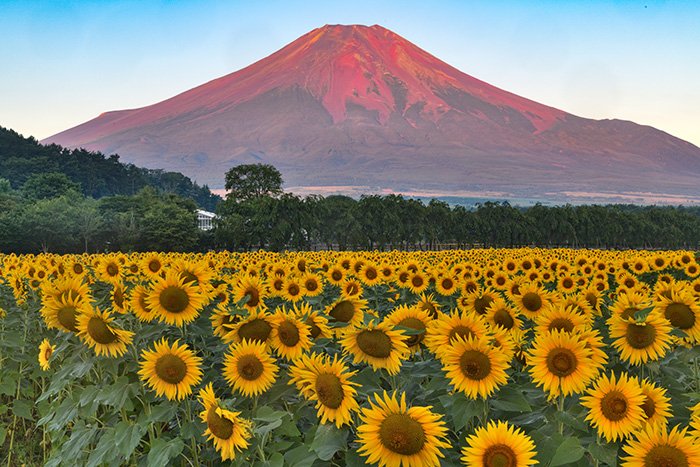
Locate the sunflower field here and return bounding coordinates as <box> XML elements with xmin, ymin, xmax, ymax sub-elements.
<box><xmin>1</xmin><ymin>249</ymin><xmax>699</xmax><ymax>467</ymax></box>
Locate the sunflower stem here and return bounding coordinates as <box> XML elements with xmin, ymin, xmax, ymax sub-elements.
<box><xmin>557</xmin><ymin>394</ymin><xmax>565</xmax><ymax>435</ymax></box>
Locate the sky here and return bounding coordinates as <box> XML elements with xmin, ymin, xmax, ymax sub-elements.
<box><xmin>1</xmin><ymin>0</ymin><xmax>699</xmax><ymax>147</ymax></box>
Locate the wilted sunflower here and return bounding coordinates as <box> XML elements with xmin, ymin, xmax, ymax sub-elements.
<box><xmin>638</xmin><ymin>378</ymin><xmax>672</xmax><ymax>429</ymax></box>
<box><xmin>340</xmin><ymin>321</ymin><xmax>409</xmax><ymax>375</ymax></box>
<box><xmin>76</xmin><ymin>307</ymin><xmax>134</xmax><ymax>357</ymax></box>
<box><xmin>288</xmin><ymin>353</ymin><xmax>360</xmax><ymax>428</ymax></box>
<box><xmin>528</xmin><ymin>330</ymin><xmax>597</xmax><ymax>398</ymax></box>
<box><xmin>424</xmin><ymin>310</ymin><xmax>489</xmax><ymax>359</ymax></box>
<box><xmin>620</xmin><ymin>425</ymin><xmax>700</xmax><ymax>467</ymax></box>
<box><xmin>232</xmin><ymin>275</ymin><xmax>268</xmax><ymax>311</ymax></box>
<box><xmin>225</xmin><ymin>309</ymin><xmax>274</xmax><ymax>344</ymax></box>
<box><xmin>38</xmin><ymin>339</ymin><xmax>55</xmax><ymax>371</ymax></box>
<box><xmin>138</xmin><ymin>338</ymin><xmax>203</xmax><ymax>401</ymax></box>
<box><xmin>198</xmin><ymin>383</ymin><xmax>252</xmax><ymax>461</ymax></box>
<box><xmin>356</xmin><ymin>391</ymin><xmax>451</xmax><ymax>467</ymax></box>
<box><xmin>581</xmin><ymin>372</ymin><xmax>646</xmax><ymax>442</ymax></box>
<box><xmin>223</xmin><ymin>339</ymin><xmax>278</xmax><ymax>397</ymax></box>
<box><xmin>441</xmin><ymin>335</ymin><xmax>510</xmax><ymax>399</ymax></box>
<box><xmin>383</xmin><ymin>304</ymin><xmax>432</xmax><ymax>353</ymax></box>
<box><xmin>269</xmin><ymin>307</ymin><xmax>312</xmax><ymax>360</ymax></box>
<box><xmin>146</xmin><ymin>271</ymin><xmax>207</xmax><ymax>326</ymax></box>
<box><xmin>608</xmin><ymin>311</ymin><xmax>672</xmax><ymax>365</ymax></box>
<box><xmin>655</xmin><ymin>289</ymin><xmax>700</xmax><ymax>342</ymax></box>
<box><xmin>461</xmin><ymin>420</ymin><xmax>538</xmax><ymax>467</ymax></box>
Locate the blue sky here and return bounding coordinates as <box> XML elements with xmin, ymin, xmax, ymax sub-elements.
<box><xmin>1</xmin><ymin>0</ymin><xmax>699</xmax><ymax>146</ymax></box>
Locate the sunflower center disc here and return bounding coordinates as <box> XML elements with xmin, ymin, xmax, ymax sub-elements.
<box><xmin>238</xmin><ymin>319</ymin><xmax>272</xmax><ymax>343</ymax></box>
<box><xmin>331</xmin><ymin>271</ymin><xmax>343</xmax><ymax>281</ymax></box>
<box><xmin>398</xmin><ymin>318</ymin><xmax>426</xmax><ymax>346</ymax></box>
<box><xmin>483</xmin><ymin>444</ymin><xmax>517</xmax><ymax>467</ymax></box>
<box><xmin>356</xmin><ymin>330</ymin><xmax>393</xmax><ymax>358</ymax></box>
<box><xmin>641</xmin><ymin>395</ymin><xmax>656</xmax><ymax>419</ymax></box>
<box><xmin>448</xmin><ymin>325</ymin><xmax>474</xmax><ymax>343</ymax></box>
<box><xmin>237</xmin><ymin>355</ymin><xmax>264</xmax><ymax>380</ymax></box>
<box><xmin>548</xmin><ymin>318</ymin><xmax>574</xmax><ymax>333</ymax></box>
<box><xmin>626</xmin><ymin>323</ymin><xmax>657</xmax><ymax>349</ymax></box>
<box><xmin>305</xmin><ymin>279</ymin><xmax>319</xmax><ymax>292</ymax></box>
<box><xmin>411</xmin><ymin>276</ymin><xmax>424</xmax><ymax>288</ymax></box>
<box><xmin>57</xmin><ymin>305</ymin><xmax>78</xmax><ymax>332</ymax></box>
<box><xmin>155</xmin><ymin>354</ymin><xmax>187</xmax><ymax>384</ymax></box>
<box><xmin>330</xmin><ymin>301</ymin><xmax>355</xmax><ymax>323</ymax></box>
<box><xmin>547</xmin><ymin>348</ymin><xmax>577</xmax><ymax>377</ymax></box>
<box><xmin>474</xmin><ymin>296</ymin><xmax>494</xmax><ymax>315</ymax></box>
<box><xmin>113</xmin><ymin>288</ymin><xmax>124</xmax><ymax>307</ymax></box>
<box><xmin>419</xmin><ymin>302</ymin><xmax>438</xmax><ymax>318</ymax></box>
<box><xmin>644</xmin><ymin>444</ymin><xmax>689</xmax><ymax>467</ymax></box>
<box><xmin>315</xmin><ymin>373</ymin><xmax>344</xmax><ymax>409</ymax></box>
<box><xmin>244</xmin><ymin>288</ymin><xmax>260</xmax><ymax>307</ymax></box>
<box><xmin>106</xmin><ymin>264</ymin><xmax>119</xmax><ymax>276</ymax></box>
<box><xmin>148</xmin><ymin>260</ymin><xmax>161</xmax><ymax>273</ymax></box>
<box><xmin>287</xmin><ymin>284</ymin><xmax>301</xmax><ymax>296</ymax></box>
<box><xmin>459</xmin><ymin>350</ymin><xmax>492</xmax><ymax>380</ymax></box>
<box><xmin>207</xmin><ymin>407</ymin><xmax>234</xmax><ymax>439</ymax></box>
<box><xmin>159</xmin><ymin>286</ymin><xmax>190</xmax><ymax>314</ymax></box>
<box><xmin>278</xmin><ymin>321</ymin><xmax>300</xmax><ymax>347</ymax></box>
<box><xmin>379</xmin><ymin>413</ymin><xmax>426</xmax><ymax>456</ymax></box>
<box><xmin>563</xmin><ymin>278</ymin><xmax>574</xmax><ymax>289</ymax></box>
<box><xmin>365</xmin><ymin>269</ymin><xmax>377</xmax><ymax>280</ymax></box>
<box><xmin>601</xmin><ymin>391</ymin><xmax>628</xmax><ymax>421</ymax></box>
<box><xmin>664</xmin><ymin>303</ymin><xmax>695</xmax><ymax>330</ymax></box>
<box><xmin>522</xmin><ymin>293</ymin><xmax>543</xmax><ymax>312</ymax></box>
<box><xmin>493</xmin><ymin>309</ymin><xmax>514</xmax><ymax>329</ymax></box>
<box><xmin>442</xmin><ymin>278</ymin><xmax>454</xmax><ymax>289</ymax></box>
<box><xmin>179</xmin><ymin>271</ymin><xmax>198</xmax><ymax>284</ymax></box>
<box><xmin>87</xmin><ymin>317</ymin><xmax>118</xmax><ymax>344</ymax></box>
<box><xmin>138</xmin><ymin>295</ymin><xmax>153</xmax><ymax>314</ymax></box>
<box><xmin>306</xmin><ymin>318</ymin><xmax>322</xmax><ymax>339</ymax></box>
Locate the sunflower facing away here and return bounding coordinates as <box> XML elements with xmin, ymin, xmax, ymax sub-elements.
<box><xmin>223</xmin><ymin>339</ymin><xmax>278</xmax><ymax>397</ymax></box>
<box><xmin>138</xmin><ymin>338</ymin><xmax>203</xmax><ymax>401</ymax></box>
<box><xmin>528</xmin><ymin>330</ymin><xmax>597</xmax><ymax>399</ymax></box>
<box><xmin>461</xmin><ymin>420</ymin><xmax>538</xmax><ymax>467</ymax></box>
<box><xmin>356</xmin><ymin>391</ymin><xmax>451</xmax><ymax>467</ymax></box>
<box><xmin>580</xmin><ymin>372</ymin><xmax>646</xmax><ymax>442</ymax></box>
<box><xmin>620</xmin><ymin>424</ymin><xmax>700</xmax><ymax>467</ymax></box>
<box><xmin>288</xmin><ymin>352</ymin><xmax>360</xmax><ymax>427</ymax></box>
<box><xmin>340</xmin><ymin>321</ymin><xmax>410</xmax><ymax>375</ymax></box>
<box><xmin>146</xmin><ymin>271</ymin><xmax>207</xmax><ymax>326</ymax></box>
<box><xmin>38</xmin><ymin>339</ymin><xmax>55</xmax><ymax>371</ymax></box>
<box><xmin>76</xmin><ymin>307</ymin><xmax>134</xmax><ymax>357</ymax></box>
<box><xmin>198</xmin><ymin>383</ymin><xmax>252</xmax><ymax>461</ymax></box>
<box><xmin>441</xmin><ymin>335</ymin><xmax>510</xmax><ymax>399</ymax></box>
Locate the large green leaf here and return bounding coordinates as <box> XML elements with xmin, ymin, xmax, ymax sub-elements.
<box><xmin>310</xmin><ymin>424</ymin><xmax>348</xmax><ymax>461</ymax></box>
<box><xmin>147</xmin><ymin>437</ymin><xmax>184</xmax><ymax>466</ymax></box>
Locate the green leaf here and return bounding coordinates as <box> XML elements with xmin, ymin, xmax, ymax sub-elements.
<box><xmin>0</xmin><ymin>376</ymin><xmax>16</xmax><ymax>396</ymax></box>
<box><xmin>147</xmin><ymin>437</ymin><xmax>184</xmax><ymax>466</ymax></box>
<box><xmin>60</xmin><ymin>423</ymin><xmax>97</xmax><ymax>461</ymax></box>
<box><xmin>588</xmin><ymin>441</ymin><xmax>619</xmax><ymax>467</ymax></box>
<box><xmin>284</xmin><ymin>445</ymin><xmax>317</xmax><ymax>467</ymax></box>
<box><xmin>0</xmin><ymin>426</ymin><xmax>6</xmax><ymax>445</ymax></box>
<box><xmin>261</xmin><ymin>452</ymin><xmax>284</xmax><ymax>467</ymax></box>
<box><xmin>254</xmin><ymin>405</ymin><xmax>286</xmax><ymax>436</ymax></box>
<box><xmin>549</xmin><ymin>436</ymin><xmax>584</xmax><ymax>466</ymax></box>
<box><xmin>112</xmin><ymin>421</ymin><xmax>147</xmax><ymax>459</ymax></box>
<box><xmin>490</xmin><ymin>387</ymin><xmax>532</xmax><ymax>413</ymax></box>
<box><xmin>310</xmin><ymin>424</ymin><xmax>348</xmax><ymax>461</ymax></box>
<box><xmin>146</xmin><ymin>403</ymin><xmax>178</xmax><ymax>423</ymax></box>
<box><xmin>12</xmin><ymin>399</ymin><xmax>33</xmax><ymax>419</ymax></box>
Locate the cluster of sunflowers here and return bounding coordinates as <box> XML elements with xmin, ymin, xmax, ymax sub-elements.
<box><xmin>1</xmin><ymin>248</ymin><xmax>700</xmax><ymax>466</ymax></box>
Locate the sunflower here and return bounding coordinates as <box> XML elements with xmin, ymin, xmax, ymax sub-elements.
<box><xmin>608</xmin><ymin>311</ymin><xmax>672</xmax><ymax>365</ymax></box>
<box><xmin>383</xmin><ymin>304</ymin><xmax>432</xmax><ymax>353</ymax></box>
<box><xmin>534</xmin><ymin>304</ymin><xmax>590</xmax><ymax>335</ymax></box>
<box><xmin>225</xmin><ymin>309</ymin><xmax>274</xmax><ymax>344</ymax></box>
<box><xmin>231</xmin><ymin>275</ymin><xmax>268</xmax><ymax>311</ymax></box>
<box><xmin>223</xmin><ymin>339</ymin><xmax>278</xmax><ymax>397</ymax></box>
<box><xmin>294</xmin><ymin>302</ymin><xmax>332</xmax><ymax>340</ymax></box>
<box><xmin>442</xmin><ymin>335</ymin><xmax>510</xmax><ymax>399</ymax></box>
<box><xmin>620</xmin><ymin>425</ymin><xmax>700</xmax><ymax>467</ymax></box>
<box><xmin>38</xmin><ymin>339</ymin><xmax>55</xmax><ymax>371</ymax></box>
<box><xmin>574</xmin><ymin>328</ymin><xmax>609</xmax><ymax>375</ymax></box>
<box><xmin>269</xmin><ymin>307</ymin><xmax>312</xmax><ymax>360</ymax></box>
<box><xmin>610</xmin><ymin>291</ymin><xmax>652</xmax><ymax>320</ymax></box>
<box><xmin>146</xmin><ymin>271</ymin><xmax>207</xmax><ymax>326</ymax></box>
<box><xmin>288</xmin><ymin>353</ymin><xmax>359</xmax><ymax>427</ymax></box>
<box><xmin>210</xmin><ymin>307</ymin><xmax>239</xmax><ymax>341</ymax></box>
<box><xmin>281</xmin><ymin>277</ymin><xmax>305</xmax><ymax>302</ymax></box>
<box><xmin>341</xmin><ymin>279</ymin><xmax>364</xmax><ymax>299</ymax></box>
<box><xmin>655</xmin><ymin>289</ymin><xmax>700</xmax><ymax>342</ymax></box>
<box><xmin>407</xmin><ymin>271</ymin><xmax>429</xmax><ymax>295</ymax></box>
<box><xmin>435</xmin><ymin>275</ymin><xmax>459</xmax><ymax>296</ymax></box>
<box><xmin>415</xmin><ymin>293</ymin><xmax>441</xmax><ymax>318</ymax></box>
<box><xmin>359</xmin><ymin>263</ymin><xmax>382</xmax><ymax>286</ymax></box>
<box><xmin>581</xmin><ymin>372</ymin><xmax>646</xmax><ymax>442</ymax></box>
<box><xmin>463</xmin><ymin>288</ymin><xmax>500</xmax><ymax>315</ymax></box>
<box><xmin>326</xmin><ymin>265</ymin><xmax>346</xmax><ymax>285</ymax></box>
<box><xmin>340</xmin><ymin>321</ymin><xmax>409</xmax><ymax>375</ymax></box>
<box><xmin>141</xmin><ymin>253</ymin><xmax>165</xmax><ymax>278</ymax></box>
<box><xmin>325</xmin><ymin>297</ymin><xmax>367</xmax><ymax>331</ymax></box>
<box><xmin>129</xmin><ymin>284</ymin><xmax>157</xmax><ymax>322</ymax></box>
<box><xmin>171</xmin><ymin>259</ymin><xmax>213</xmax><ymax>289</ymax></box>
<box><xmin>111</xmin><ymin>282</ymin><xmax>128</xmax><ymax>314</ymax></box>
<box><xmin>41</xmin><ymin>295</ymin><xmax>90</xmax><ymax>333</ymax></box>
<box><xmin>301</xmin><ymin>273</ymin><xmax>324</xmax><ymax>297</ymax></box>
<box><xmin>461</xmin><ymin>420</ymin><xmax>538</xmax><ymax>467</ymax></box>
<box><xmin>356</xmin><ymin>391</ymin><xmax>451</xmax><ymax>467</ymax></box>
<box><xmin>638</xmin><ymin>378</ymin><xmax>672</xmax><ymax>429</ymax></box>
<box><xmin>138</xmin><ymin>338</ymin><xmax>203</xmax><ymax>401</ymax></box>
<box><xmin>513</xmin><ymin>282</ymin><xmax>555</xmax><ymax>319</ymax></box>
<box><xmin>424</xmin><ymin>310</ymin><xmax>489</xmax><ymax>359</ymax></box>
<box><xmin>483</xmin><ymin>298</ymin><xmax>522</xmax><ymax>331</ymax></box>
<box><xmin>96</xmin><ymin>257</ymin><xmax>122</xmax><ymax>284</ymax></box>
<box><xmin>198</xmin><ymin>383</ymin><xmax>252</xmax><ymax>461</ymax></box>
<box><xmin>528</xmin><ymin>330</ymin><xmax>597</xmax><ymax>398</ymax></box>
<box><xmin>76</xmin><ymin>307</ymin><xmax>134</xmax><ymax>357</ymax></box>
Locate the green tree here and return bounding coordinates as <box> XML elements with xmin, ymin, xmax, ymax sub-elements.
<box><xmin>22</xmin><ymin>172</ymin><xmax>81</xmax><ymax>200</ymax></box>
<box><xmin>224</xmin><ymin>163</ymin><xmax>283</xmax><ymax>202</ymax></box>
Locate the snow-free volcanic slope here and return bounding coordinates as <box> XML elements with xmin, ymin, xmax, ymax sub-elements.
<box><xmin>45</xmin><ymin>24</ymin><xmax>700</xmax><ymax>201</ymax></box>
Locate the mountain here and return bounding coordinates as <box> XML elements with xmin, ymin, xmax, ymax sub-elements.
<box><xmin>45</xmin><ymin>24</ymin><xmax>700</xmax><ymax>203</ymax></box>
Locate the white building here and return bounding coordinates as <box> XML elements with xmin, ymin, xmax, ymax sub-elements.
<box><xmin>196</xmin><ymin>209</ymin><xmax>216</xmax><ymax>231</ymax></box>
